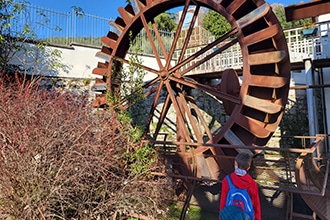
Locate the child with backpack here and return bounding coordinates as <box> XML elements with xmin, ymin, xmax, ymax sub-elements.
<box><xmin>219</xmin><ymin>152</ymin><xmax>261</xmax><ymax>220</ymax></box>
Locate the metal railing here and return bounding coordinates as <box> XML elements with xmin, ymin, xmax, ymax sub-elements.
<box><xmin>7</xmin><ymin>4</ymin><xmax>111</xmax><ymax>46</ymax></box>
<box><xmin>178</xmin><ymin>22</ymin><xmax>330</xmax><ymax>75</ymax></box>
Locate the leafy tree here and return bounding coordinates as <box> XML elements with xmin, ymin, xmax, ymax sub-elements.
<box><xmin>153</xmin><ymin>12</ymin><xmax>177</xmax><ymax>32</ymax></box>
<box><xmin>201</xmin><ymin>9</ymin><xmax>231</xmax><ymax>39</ymax></box>
<box><xmin>0</xmin><ymin>0</ymin><xmax>65</xmax><ymax>79</ymax></box>
<box><xmin>0</xmin><ymin>0</ymin><xmax>33</xmax><ymax>73</ymax></box>
<box><xmin>201</xmin><ymin>5</ymin><xmax>313</xmax><ymax>39</ymax></box>
<box><xmin>271</xmin><ymin>4</ymin><xmax>312</xmax><ymax>29</ymax></box>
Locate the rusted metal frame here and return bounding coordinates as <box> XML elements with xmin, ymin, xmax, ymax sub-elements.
<box><xmin>142</xmin><ymin>139</ymin><xmax>319</xmax><ymax>154</ymax></box>
<box><xmin>144</xmin><ymin>81</ymin><xmax>164</xmax><ymax>135</ymax></box>
<box><xmin>294</xmin><ymin>139</ymin><xmax>328</xmax><ymax>199</ymax></box>
<box><xmin>170</xmin><ymin>4</ymin><xmax>203</xmax><ymax>146</ymax></box>
<box><xmin>236</xmin><ymin>3</ymin><xmax>271</xmax><ymax>29</ymax></box>
<box><xmin>177</xmin><ymin>96</ymin><xmax>188</xmax><ymax>152</ymax></box>
<box><xmin>273</xmin><ymin>135</ymin><xmax>323</xmax><ymax>139</ymax></box>
<box><xmin>153</xmin><ymin>94</ymin><xmax>172</xmax><ymax>138</ymax></box>
<box><xmin>243</xmin><ymin>23</ymin><xmax>282</xmax><ymax>46</ymax></box>
<box><xmin>248</xmin><ymin>51</ymin><xmax>287</xmax><ymax>65</ymax></box>
<box><xmin>294</xmin><ymin>154</ymin><xmax>328</xmax><ymax>220</ymax></box>
<box><xmin>180</xmin><ymin>133</ymin><xmax>198</xmax><ymax>220</ymax></box>
<box><xmin>284</xmin><ymin>152</ymin><xmax>293</xmax><ymax>190</ymax></box>
<box><xmin>139</xmin><ymin>12</ymin><xmax>164</xmax><ymax>69</ymax></box>
<box><xmin>247</xmin><ymin>75</ymin><xmax>288</xmax><ymax>88</ymax></box>
<box><xmin>169</xmin><ymin>29</ymin><xmax>238</xmax><ymax>76</ymax></box>
<box><xmin>165</xmin><ymin>0</ymin><xmax>192</xmax><ymax>70</ymax></box>
<box><xmin>233</xmin><ymin>114</ymin><xmax>272</xmax><ymax>138</ymax></box>
<box><xmin>171</xmin><ymin>5</ymin><xmax>203</xmax><ymax>144</ymax></box>
<box><xmin>151</xmin><ymin>171</ymin><xmax>326</xmax><ymax>196</ymax></box>
<box><xmin>169</xmin><ymin>76</ymin><xmax>241</xmax><ymax>104</ymax></box>
<box><xmin>177</xmin><ymin>5</ymin><xmax>201</xmax><ymax>63</ymax></box>
<box><xmin>164</xmin><ymin>81</ymin><xmax>193</xmax><ymax>143</ymax></box>
<box><xmin>180</xmin><ymin>174</ymin><xmax>197</xmax><ymax>220</ymax></box>
<box><xmin>119</xmin><ymin>4</ymin><xmax>135</xmax><ymax>23</ymax></box>
<box><xmin>170</xmin><ymin>5</ymin><xmax>202</xmax><ymax>147</ymax></box>
<box><xmin>260</xmin><ymin>184</ymin><xmax>326</xmax><ymax>197</ymax></box>
<box><xmin>285</xmin><ymin>0</ymin><xmax>330</xmax><ymax>21</ymax></box>
<box><xmin>132</xmin><ymin>0</ymin><xmax>144</xmax><ymax>11</ymax></box>
<box><xmin>160</xmin><ymin>168</ymin><xmax>324</xmax><ymax>197</ymax></box>
<box><xmin>243</xmin><ymin>95</ymin><xmax>282</xmax><ymax>114</ymax></box>
<box><xmin>177</xmin><ymin>37</ymin><xmax>240</xmax><ymax>77</ymax></box>
<box><xmin>151</xmin><ymin>171</ymin><xmax>325</xmax><ymax>197</ymax></box>
<box><xmin>290</xmin><ymin>84</ymin><xmax>330</xmax><ymax>90</ymax></box>
<box><xmin>93</xmin><ymin>0</ymin><xmax>292</xmax><ymax>190</ymax></box>
<box><xmin>187</xmin><ymin>97</ymin><xmax>213</xmax><ymax>141</ymax></box>
<box><xmin>320</xmin><ymin>159</ymin><xmax>329</xmax><ymax>196</ymax></box>
<box><xmin>151</xmin><ymin>22</ymin><xmax>169</xmax><ymax>61</ymax></box>
<box><xmin>305</xmin><ymin>137</ymin><xmax>328</xmax><ymax>197</ymax></box>
<box><xmin>176</xmin><ymin>86</ymin><xmax>203</xmax><ymax>143</ymax></box>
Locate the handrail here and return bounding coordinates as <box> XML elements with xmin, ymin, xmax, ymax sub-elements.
<box><xmin>142</xmin><ymin>139</ymin><xmax>319</xmax><ymax>154</ymax></box>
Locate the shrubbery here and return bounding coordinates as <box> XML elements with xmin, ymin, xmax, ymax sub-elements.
<box><xmin>0</xmin><ymin>73</ymin><xmax>174</xmax><ymax>219</ymax></box>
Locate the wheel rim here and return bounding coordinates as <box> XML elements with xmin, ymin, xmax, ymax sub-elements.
<box><xmin>92</xmin><ymin>0</ymin><xmax>291</xmax><ymax>179</ymax></box>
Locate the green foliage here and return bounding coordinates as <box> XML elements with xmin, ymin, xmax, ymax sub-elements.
<box><xmin>48</xmin><ymin>49</ymin><xmax>63</xmax><ymax>70</ymax></box>
<box><xmin>0</xmin><ymin>0</ymin><xmax>28</xmax><ymax>70</ymax></box>
<box><xmin>201</xmin><ymin>9</ymin><xmax>231</xmax><ymax>39</ymax></box>
<box><xmin>153</xmin><ymin>12</ymin><xmax>177</xmax><ymax>32</ymax></box>
<box><xmin>201</xmin><ymin>5</ymin><xmax>313</xmax><ymax>39</ymax></box>
<box><xmin>128</xmin><ymin>144</ymin><xmax>157</xmax><ymax>176</ymax></box>
<box><xmin>0</xmin><ymin>0</ymin><xmax>66</xmax><ymax>76</ymax></box>
<box><xmin>162</xmin><ymin>203</ymin><xmax>218</xmax><ymax>220</ymax></box>
<box><xmin>130</xmin><ymin>29</ymin><xmax>174</xmax><ymax>55</ymax></box>
<box><xmin>116</xmin><ymin>31</ymin><xmax>149</xmax><ymax>127</ymax></box>
<box><xmin>272</xmin><ymin>4</ymin><xmax>312</xmax><ymax>29</ymax></box>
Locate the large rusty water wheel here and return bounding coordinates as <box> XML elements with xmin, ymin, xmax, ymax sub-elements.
<box><xmin>92</xmin><ymin>0</ymin><xmax>291</xmax><ymax>181</ymax></box>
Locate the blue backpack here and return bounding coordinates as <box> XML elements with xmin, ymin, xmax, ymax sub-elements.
<box><xmin>220</xmin><ymin>175</ymin><xmax>254</xmax><ymax>220</ymax></box>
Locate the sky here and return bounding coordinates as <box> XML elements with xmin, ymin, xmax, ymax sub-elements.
<box><xmin>26</xmin><ymin>0</ymin><xmax>310</xmax><ymax>19</ymax></box>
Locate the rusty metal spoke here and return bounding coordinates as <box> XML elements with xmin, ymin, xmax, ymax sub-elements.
<box><xmin>177</xmin><ymin>5</ymin><xmax>201</xmax><ymax>63</ymax></box>
<box><xmin>140</xmin><ymin>13</ymin><xmax>164</xmax><ymax>69</ymax></box>
<box><xmin>144</xmin><ymin>81</ymin><xmax>164</xmax><ymax>135</ymax></box>
<box><xmin>165</xmin><ymin>0</ymin><xmax>192</xmax><ymax>69</ymax></box>
<box><xmin>169</xmin><ymin>76</ymin><xmax>241</xmax><ymax>105</ymax></box>
<box><xmin>153</xmin><ymin>93</ymin><xmax>172</xmax><ymax>138</ymax></box>
<box><xmin>164</xmin><ymin>81</ymin><xmax>192</xmax><ymax>143</ymax></box>
<box><xmin>151</xmin><ymin>21</ymin><xmax>169</xmax><ymax>61</ymax></box>
<box><xmin>170</xmin><ymin>31</ymin><xmax>239</xmax><ymax>76</ymax></box>
<box><xmin>176</xmin><ymin>85</ymin><xmax>203</xmax><ymax>143</ymax></box>
<box><xmin>187</xmin><ymin>97</ymin><xmax>214</xmax><ymax>142</ymax></box>
<box><xmin>113</xmin><ymin>56</ymin><xmax>161</xmax><ymax>76</ymax></box>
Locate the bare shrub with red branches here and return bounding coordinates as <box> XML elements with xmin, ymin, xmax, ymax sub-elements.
<box><xmin>0</xmin><ymin>73</ymin><xmax>174</xmax><ymax>219</ymax></box>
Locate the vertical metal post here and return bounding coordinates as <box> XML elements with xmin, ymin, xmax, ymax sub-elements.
<box><xmin>71</xmin><ymin>9</ymin><xmax>76</xmax><ymax>44</ymax></box>
<box><xmin>304</xmin><ymin>58</ymin><xmax>317</xmax><ymax>143</ymax></box>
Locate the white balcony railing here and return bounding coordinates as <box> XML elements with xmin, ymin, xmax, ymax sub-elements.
<box><xmin>182</xmin><ymin>21</ymin><xmax>330</xmax><ymax>75</ymax></box>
